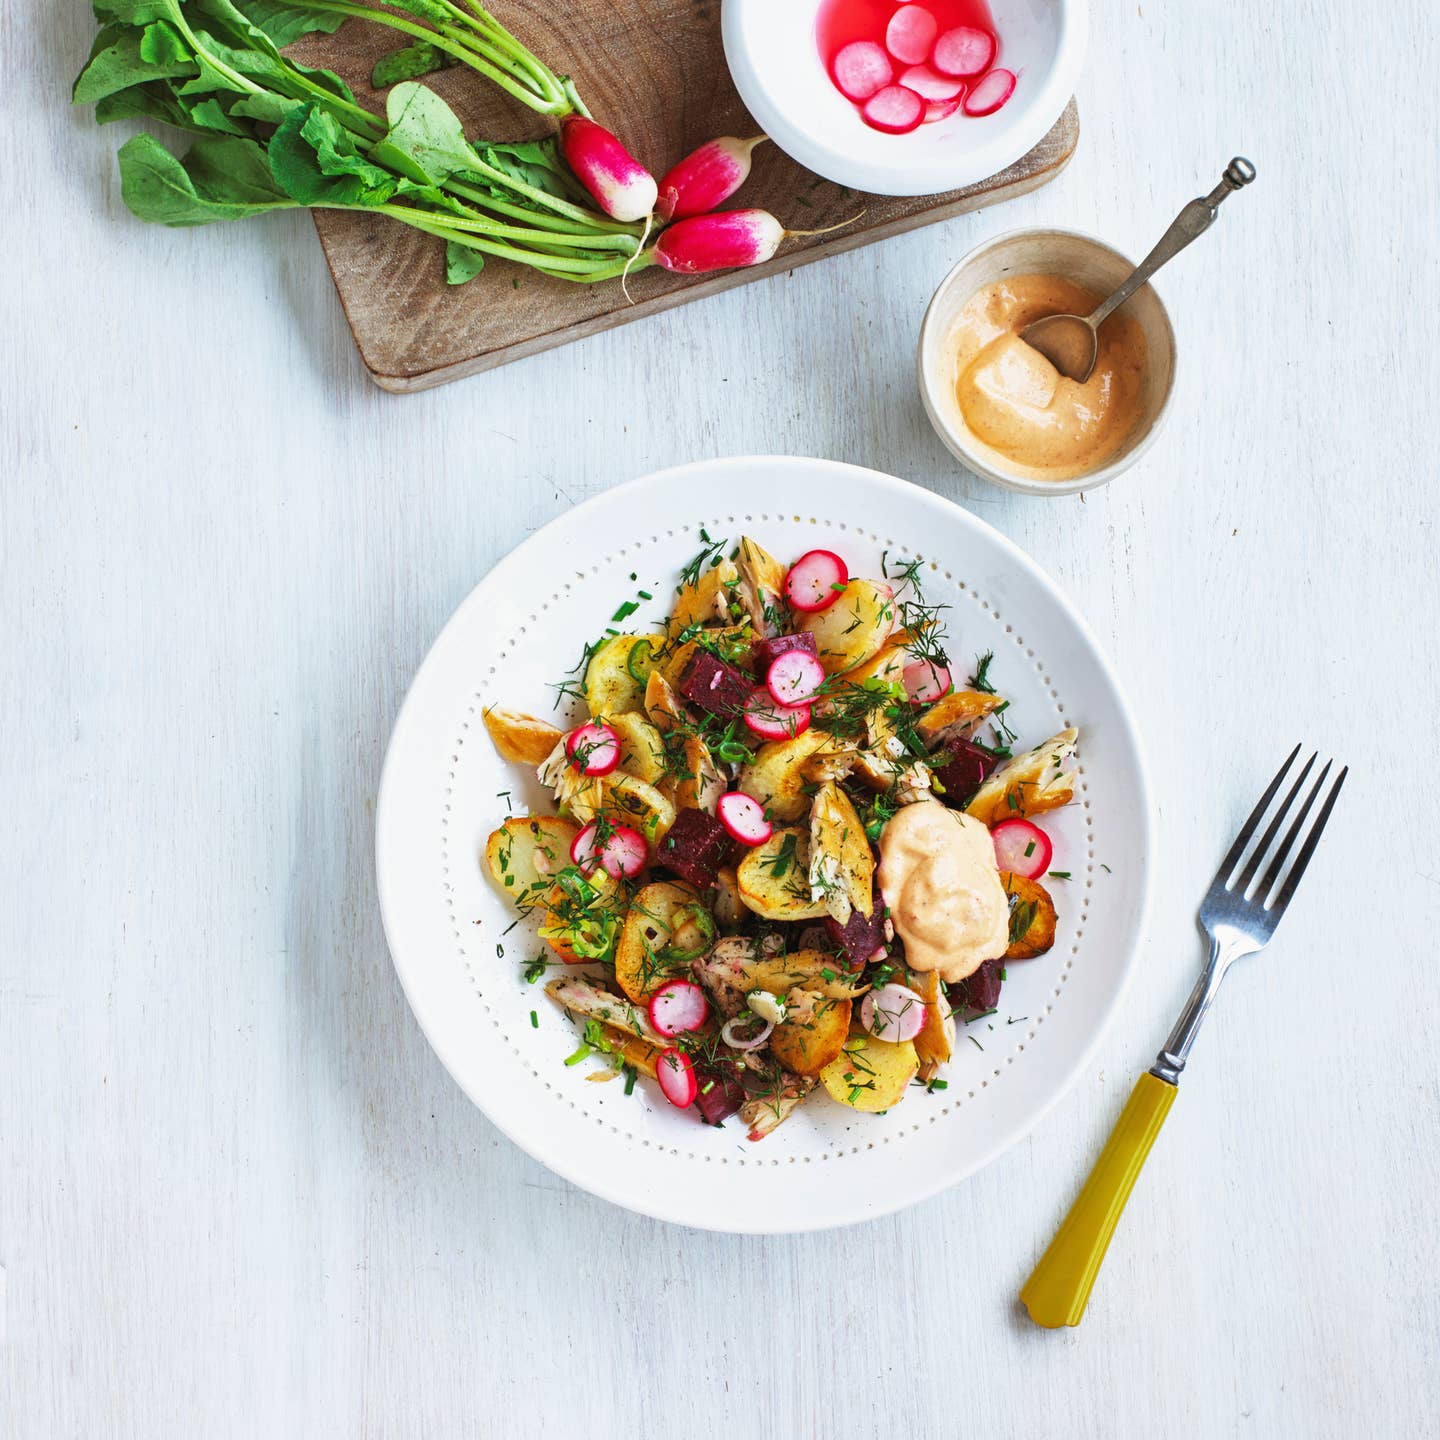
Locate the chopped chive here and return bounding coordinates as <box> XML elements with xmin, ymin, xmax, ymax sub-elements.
<box><xmin>529</xmin><ymin>1010</ymin><xmax>538</xmax><ymax>1028</ymax></box>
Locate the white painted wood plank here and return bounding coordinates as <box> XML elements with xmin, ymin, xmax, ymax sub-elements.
<box><xmin>3</xmin><ymin>0</ymin><xmax>1438</xmax><ymax>1436</ymax></box>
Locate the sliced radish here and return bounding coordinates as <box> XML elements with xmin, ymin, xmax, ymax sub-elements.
<box><xmin>923</xmin><ymin>97</ymin><xmax>961</xmax><ymax>123</ymax></box>
<box><xmin>902</xmin><ymin>658</ymin><xmax>952</xmax><ymax>704</ymax></box>
<box><xmin>932</xmin><ymin>25</ymin><xmax>996</xmax><ymax>78</ymax></box>
<box><xmin>784</xmin><ymin>549</ymin><xmax>848</xmax><ymax>612</ymax></box>
<box><xmin>743</xmin><ymin>687</ymin><xmax>812</xmax><ymax>742</ymax></box>
<box><xmin>717</xmin><ymin>791</ymin><xmax>773</xmax><ymax>847</ymax></box>
<box><xmin>861</xmin><ymin>84</ymin><xmax>924</xmax><ymax>134</ymax></box>
<box><xmin>766</xmin><ymin>650</ymin><xmax>825</xmax><ymax>707</ymax></box>
<box><xmin>963</xmin><ymin>67</ymin><xmax>1016</xmax><ymax>116</ymax></box>
<box><xmin>860</xmin><ymin>983</ymin><xmax>927</xmax><ymax>1042</ymax></box>
<box><xmin>564</xmin><ymin>721</ymin><xmax>619</xmax><ymax>776</ymax></box>
<box><xmin>885</xmin><ymin>5</ymin><xmax>938</xmax><ymax>65</ymax></box>
<box><xmin>656</xmin><ymin>1047</ymin><xmax>698</xmax><ymax>1107</ymax></box>
<box><xmin>991</xmin><ymin>817</ymin><xmax>1053</xmax><ymax>879</ymax></box>
<box><xmin>598</xmin><ymin>823</ymin><xmax>649</xmax><ymax>879</ymax></box>
<box><xmin>648</xmin><ymin>979</ymin><xmax>710</xmax><ymax>1038</ymax></box>
<box><xmin>832</xmin><ymin>40</ymin><xmax>893</xmax><ymax>102</ymax></box>
<box><xmin>569</xmin><ymin>821</ymin><xmax>602</xmax><ymax>872</ymax></box>
<box><xmin>898</xmin><ymin>64</ymin><xmax>965</xmax><ymax>101</ymax></box>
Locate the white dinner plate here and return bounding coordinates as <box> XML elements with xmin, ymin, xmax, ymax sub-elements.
<box><xmin>375</xmin><ymin>457</ymin><xmax>1151</xmax><ymax>1232</ymax></box>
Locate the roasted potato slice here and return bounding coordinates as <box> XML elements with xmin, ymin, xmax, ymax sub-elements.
<box><xmin>583</xmin><ymin>634</ymin><xmax>663</xmax><ymax>718</ymax></box>
<box><xmin>644</xmin><ymin>669</ymin><xmax>685</xmax><ymax>732</ymax></box>
<box><xmin>1002</xmin><ymin>871</ymin><xmax>1058</xmax><ymax>959</ymax></box>
<box><xmin>483</xmin><ymin>816</ymin><xmax>578</xmax><ymax>911</ymax></box>
<box><xmin>738</xmin><ymin>726</ymin><xmax>840</xmax><ymax>822</ymax></box>
<box><xmin>736</xmin><ymin>827</ymin><xmax>828</xmax><ymax>922</ymax></box>
<box><xmin>539</xmin><ymin>868</ymin><xmax>620</xmax><ymax>962</ymax></box>
<box><xmin>915</xmin><ymin>689</ymin><xmax>1007</xmax><ymax>748</ymax></box>
<box><xmin>482</xmin><ymin>706</ymin><xmax>564</xmax><ymax>766</ymax></box>
<box><xmin>907</xmin><ymin>968</ymin><xmax>955</xmax><ymax>1078</ymax></box>
<box><xmin>674</xmin><ymin>733</ymin><xmax>725</xmax><ymax>813</ymax></box>
<box><xmin>769</xmin><ymin>991</ymin><xmax>852</xmax><ymax>1077</ymax></box>
<box><xmin>703</xmin><ymin>940</ymin><xmax>867</xmax><ymax>999</ymax></box>
<box><xmin>712</xmin><ymin>866</ymin><xmax>745</xmax><ymax>931</ymax></box>
<box><xmin>965</xmin><ymin>729</ymin><xmax>1079</xmax><ymax>825</ymax></box>
<box><xmin>808</xmin><ymin>781</ymin><xmax>875</xmax><ymax>926</ymax></box>
<box><xmin>820</xmin><ymin>1028</ymin><xmax>918</xmax><ymax>1112</ymax></box>
<box><xmin>605</xmin><ymin>711</ymin><xmax>666</xmax><ymax>786</ymax></box>
<box><xmin>671</xmin><ymin>557</ymin><xmax>741</xmax><ymax>632</ymax></box>
<box><xmin>799</xmin><ymin>578</ymin><xmax>895</xmax><ymax>674</ymax></box>
<box><xmin>613</xmin><ymin>880</ymin><xmax>706</xmax><ymax>1002</ymax></box>
<box><xmin>600</xmin><ymin>771</ymin><xmax>676</xmax><ymax>844</ymax></box>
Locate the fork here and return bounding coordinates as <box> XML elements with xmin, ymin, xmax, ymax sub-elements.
<box><xmin>1019</xmin><ymin>745</ymin><xmax>1348</xmax><ymax>1328</ymax></box>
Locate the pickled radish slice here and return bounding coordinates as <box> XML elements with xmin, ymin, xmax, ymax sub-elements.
<box><xmin>902</xmin><ymin>658</ymin><xmax>952</xmax><ymax>703</ymax></box>
<box><xmin>766</xmin><ymin>650</ymin><xmax>825</xmax><ymax>706</ymax></box>
<box><xmin>784</xmin><ymin>549</ymin><xmax>848</xmax><ymax>612</ymax></box>
<box><xmin>656</xmin><ymin>1047</ymin><xmax>698</xmax><ymax>1107</ymax></box>
<box><xmin>717</xmin><ymin>791</ymin><xmax>773</xmax><ymax>847</ymax></box>
<box><xmin>923</xmin><ymin>97</ymin><xmax>961</xmax><ymax>123</ymax></box>
<box><xmin>898</xmin><ymin>64</ymin><xmax>965</xmax><ymax>101</ymax></box>
<box><xmin>862</xmin><ymin>84</ymin><xmax>924</xmax><ymax>134</ymax></box>
<box><xmin>569</xmin><ymin>821</ymin><xmax>602</xmax><ymax>871</ymax></box>
<box><xmin>860</xmin><ymin>983</ymin><xmax>927</xmax><ymax>1043</ymax></box>
<box><xmin>564</xmin><ymin>721</ymin><xmax>620</xmax><ymax>775</ymax></box>
<box><xmin>743</xmin><ymin>687</ymin><xmax>812</xmax><ymax>742</ymax></box>
<box><xmin>648</xmin><ymin>979</ymin><xmax>710</xmax><ymax>1038</ymax></box>
<box><xmin>598</xmin><ymin>823</ymin><xmax>649</xmax><ymax>878</ymax></box>
<box><xmin>885</xmin><ymin>5</ymin><xmax>938</xmax><ymax>65</ymax></box>
<box><xmin>932</xmin><ymin>25</ymin><xmax>995</xmax><ymax>78</ymax></box>
<box><xmin>991</xmin><ymin>817</ymin><xmax>1053</xmax><ymax>879</ymax></box>
<box><xmin>963</xmin><ymin>67</ymin><xmax>1016</xmax><ymax>116</ymax></box>
<box><xmin>832</xmin><ymin>40</ymin><xmax>893</xmax><ymax>102</ymax></box>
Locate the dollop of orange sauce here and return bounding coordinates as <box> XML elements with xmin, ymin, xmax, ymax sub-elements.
<box><xmin>951</xmin><ymin>275</ymin><xmax>1148</xmax><ymax>480</ymax></box>
<box><xmin>878</xmin><ymin>802</ymin><xmax>1009</xmax><ymax>984</ymax></box>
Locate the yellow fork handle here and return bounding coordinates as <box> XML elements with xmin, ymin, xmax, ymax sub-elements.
<box><xmin>1019</xmin><ymin>1071</ymin><xmax>1177</xmax><ymax>1328</ymax></box>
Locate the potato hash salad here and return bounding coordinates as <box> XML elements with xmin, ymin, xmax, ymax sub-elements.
<box><xmin>483</xmin><ymin>534</ymin><xmax>1079</xmax><ymax>1139</ymax></box>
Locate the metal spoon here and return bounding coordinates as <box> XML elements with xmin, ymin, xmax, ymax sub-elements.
<box><xmin>1021</xmin><ymin>157</ymin><xmax>1257</xmax><ymax>383</ymax></box>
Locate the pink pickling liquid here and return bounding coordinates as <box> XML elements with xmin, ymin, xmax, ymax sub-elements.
<box><xmin>816</xmin><ymin>0</ymin><xmax>1007</xmax><ymax>127</ymax></box>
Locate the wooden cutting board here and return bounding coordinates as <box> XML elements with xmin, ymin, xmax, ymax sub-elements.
<box><xmin>288</xmin><ymin>5</ymin><xmax>1078</xmax><ymax>393</ymax></box>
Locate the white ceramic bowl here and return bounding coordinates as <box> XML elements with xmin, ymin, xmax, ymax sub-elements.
<box><xmin>918</xmin><ymin>228</ymin><xmax>1178</xmax><ymax>496</ymax></box>
<box><xmin>375</xmin><ymin>456</ymin><xmax>1153</xmax><ymax>1233</ymax></box>
<box><xmin>722</xmin><ymin>0</ymin><xmax>1087</xmax><ymax>196</ymax></box>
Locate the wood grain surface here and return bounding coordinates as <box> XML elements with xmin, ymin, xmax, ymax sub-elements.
<box><xmin>6</xmin><ymin>0</ymin><xmax>1440</xmax><ymax>1437</ymax></box>
<box><xmin>290</xmin><ymin>5</ymin><xmax>1077</xmax><ymax>389</ymax></box>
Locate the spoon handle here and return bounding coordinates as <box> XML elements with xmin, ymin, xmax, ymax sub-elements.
<box><xmin>1090</xmin><ymin>157</ymin><xmax>1256</xmax><ymax>328</ymax></box>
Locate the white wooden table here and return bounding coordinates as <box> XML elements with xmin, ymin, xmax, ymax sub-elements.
<box><xmin>4</xmin><ymin>2</ymin><xmax>1438</xmax><ymax>1435</ymax></box>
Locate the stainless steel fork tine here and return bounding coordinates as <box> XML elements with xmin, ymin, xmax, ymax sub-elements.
<box><xmin>1264</xmin><ymin>765</ymin><xmax>1348</xmax><ymax>914</ymax></box>
<box><xmin>1212</xmin><ymin>743</ymin><xmax>1302</xmax><ymax>890</ymax></box>
<box><xmin>1234</xmin><ymin>750</ymin><xmax>1317</xmax><ymax>897</ymax></box>
<box><xmin>1253</xmin><ymin>759</ymin><xmax>1333</xmax><ymax>902</ymax></box>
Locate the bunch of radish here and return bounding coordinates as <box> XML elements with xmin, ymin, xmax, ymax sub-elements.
<box><xmin>824</xmin><ymin>1</ymin><xmax>1014</xmax><ymax>135</ymax></box>
<box><xmin>554</xmin><ymin>119</ymin><xmax>829</xmax><ymax>277</ymax></box>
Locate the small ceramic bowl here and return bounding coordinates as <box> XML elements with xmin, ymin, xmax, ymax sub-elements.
<box><xmin>918</xmin><ymin>228</ymin><xmax>1177</xmax><ymax>496</ymax></box>
<box><xmin>721</xmin><ymin>0</ymin><xmax>1087</xmax><ymax>197</ymax></box>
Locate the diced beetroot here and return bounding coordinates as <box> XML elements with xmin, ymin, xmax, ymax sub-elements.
<box><xmin>823</xmin><ymin>880</ymin><xmax>887</xmax><ymax>966</ymax></box>
<box><xmin>752</xmin><ymin>632</ymin><xmax>818</xmax><ymax>669</ymax></box>
<box><xmin>655</xmin><ymin>807</ymin><xmax>729</xmax><ymax>889</ymax></box>
<box><xmin>693</xmin><ymin>1058</ymin><xmax>747</xmax><ymax>1125</ymax></box>
<box><xmin>949</xmin><ymin>958</ymin><xmax>1002</xmax><ymax>1013</ymax></box>
<box><xmin>933</xmin><ymin>738</ymin><xmax>999</xmax><ymax>807</ymax></box>
<box><xmin>677</xmin><ymin>648</ymin><xmax>752</xmax><ymax>719</ymax></box>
